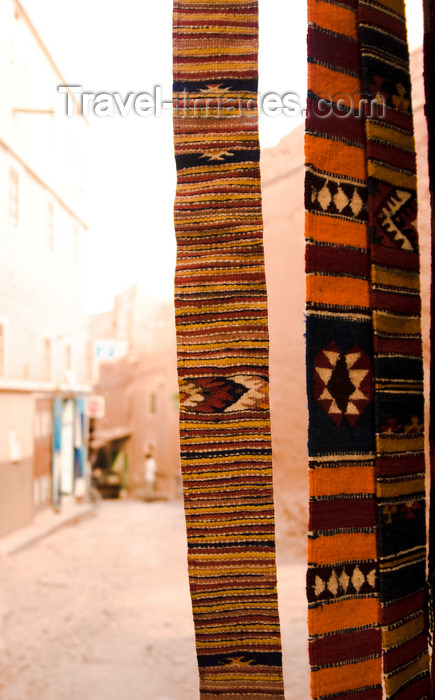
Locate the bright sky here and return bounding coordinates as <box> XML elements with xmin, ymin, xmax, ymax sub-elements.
<box><xmin>25</xmin><ymin>0</ymin><xmax>423</xmax><ymax>313</ymax></box>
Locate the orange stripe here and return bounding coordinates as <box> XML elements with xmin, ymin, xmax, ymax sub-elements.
<box><xmin>309</xmin><ymin>62</ymin><xmax>361</xmax><ymax>101</ymax></box>
<box><xmin>309</xmin><ymin>533</ymin><xmax>377</xmax><ymax>566</ymax></box>
<box><xmin>310</xmin><ymin>466</ymin><xmax>376</xmax><ymax>498</ymax></box>
<box><xmin>305</xmin><ymin>212</ymin><xmax>368</xmax><ymax>249</ymax></box>
<box><xmin>307</xmin><ymin>275</ymin><xmax>370</xmax><ymax>308</ymax></box>
<box><xmin>309</xmin><ymin>598</ymin><xmax>380</xmax><ymax>637</ymax></box>
<box><xmin>311</xmin><ymin>657</ymin><xmax>381</xmax><ymax>696</ymax></box>
<box><xmin>308</xmin><ymin>0</ymin><xmax>358</xmax><ymax>39</ymax></box>
<box><xmin>305</xmin><ymin>134</ymin><xmax>366</xmax><ymax>180</ymax></box>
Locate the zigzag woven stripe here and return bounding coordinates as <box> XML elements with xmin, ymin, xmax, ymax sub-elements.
<box><xmin>305</xmin><ymin>2</ymin><xmax>382</xmax><ymax>697</ymax></box>
<box><xmin>357</xmin><ymin>1</ymin><xmax>430</xmax><ymax>696</ymax></box>
<box><xmin>306</xmin><ymin>1</ymin><xmax>429</xmax><ymax>697</ymax></box>
<box><xmin>424</xmin><ymin>0</ymin><xmax>435</xmax><ymax>689</ymax></box>
<box><xmin>172</xmin><ymin>1</ymin><xmax>284</xmax><ymax>697</ymax></box>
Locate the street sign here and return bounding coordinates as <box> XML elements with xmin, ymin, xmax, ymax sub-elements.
<box><xmin>86</xmin><ymin>395</ymin><xmax>106</xmax><ymax>419</ymax></box>
<box><xmin>95</xmin><ymin>341</ymin><xmax>115</xmax><ymax>360</ymax></box>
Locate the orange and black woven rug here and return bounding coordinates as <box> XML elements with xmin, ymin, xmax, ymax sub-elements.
<box><xmin>172</xmin><ymin>1</ymin><xmax>284</xmax><ymax>697</ymax></box>
<box><xmin>306</xmin><ymin>0</ymin><xmax>429</xmax><ymax>698</ymax></box>
<box><xmin>424</xmin><ymin>0</ymin><xmax>435</xmax><ymax>691</ymax></box>
<box><xmin>173</xmin><ymin>0</ymin><xmax>430</xmax><ymax>697</ymax></box>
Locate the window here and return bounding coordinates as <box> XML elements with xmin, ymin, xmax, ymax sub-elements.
<box><xmin>0</xmin><ymin>323</ymin><xmax>5</xmax><ymax>376</ymax></box>
<box><xmin>149</xmin><ymin>392</ymin><xmax>157</xmax><ymax>415</ymax></box>
<box><xmin>65</xmin><ymin>343</ymin><xmax>72</xmax><ymax>372</ymax></box>
<box><xmin>43</xmin><ymin>337</ymin><xmax>52</xmax><ymax>381</ymax></box>
<box><xmin>47</xmin><ymin>201</ymin><xmax>54</xmax><ymax>250</ymax></box>
<box><xmin>9</xmin><ymin>167</ymin><xmax>19</xmax><ymax>228</ymax></box>
<box><xmin>65</xmin><ymin>342</ymin><xmax>74</xmax><ymax>384</ymax></box>
<box><xmin>73</xmin><ymin>225</ymin><xmax>80</xmax><ymax>267</ymax></box>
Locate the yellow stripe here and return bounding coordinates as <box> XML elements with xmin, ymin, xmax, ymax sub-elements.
<box><xmin>193</xmin><ymin>602</ymin><xmax>278</xmax><ymax>614</ymax></box>
<box><xmin>176</xmin><ymin>304</ymin><xmax>267</xmax><ymax>315</ymax></box>
<box><xmin>382</xmin><ymin>614</ymin><xmax>425</xmax><ymax>650</ymax></box>
<box><xmin>197</xmin><ymin>624</ymin><xmax>280</xmax><ymax>634</ymax></box>
<box><xmin>176</xmin><ymin>254</ymin><xmax>265</xmax><ymax>262</ymax></box>
<box><xmin>187</xmin><ymin>519</ymin><xmax>274</xmax><ymax>529</ymax></box>
<box><xmin>376</xmin><ymin>478</ymin><xmax>425</xmax><ymax>498</ymax></box>
<box><xmin>191</xmin><ymin>588</ymin><xmax>277</xmax><ymax>599</ymax></box>
<box><xmin>178</xmin><ymin>358</ymin><xmax>269</xmax><ymax>367</ymax></box>
<box><xmin>178</xmin><ymin>0</ymin><xmax>255</xmax><ymax>5</ymax></box>
<box><xmin>180</xmin><ymin>420</ymin><xmax>270</xmax><ymax>429</ymax></box>
<box><xmin>175</xmin><ymin>12</ymin><xmax>257</xmax><ymax>21</ymax></box>
<box><xmin>372</xmin><ymin>265</ymin><xmax>420</xmax><ymax>291</ymax></box>
<box><xmin>188</xmin><ymin>535</ymin><xmax>274</xmax><ymax>545</ymax></box>
<box><xmin>176</xmin><ymin>0</ymin><xmax>258</xmax><ymax>4</ymax></box>
<box><xmin>190</xmin><ymin>552</ymin><xmax>277</xmax><ymax>561</ymax></box>
<box><xmin>174</xmin><ymin>25</ymin><xmax>257</xmax><ymax>36</ymax></box>
<box><xmin>176</xmin><ymin>198</ymin><xmax>261</xmax><ymax>207</ymax></box>
<box><xmin>176</xmin><ymin>239</ymin><xmax>264</xmax><ymax>248</ymax></box>
<box><xmin>177</xmin><ymin>265</ymin><xmax>265</xmax><ymax>276</ymax></box>
<box><xmin>376</xmin><ymin>435</ymin><xmax>424</xmax><ymax>453</ymax></box>
<box><xmin>177</xmin><ymin>179</ymin><xmax>260</xmax><ymax>190</ymax></box>
<box><xmin>181</xmin><ymin>435</ymin><xmax>271</xmax><ymax>445</ymax></box>
<box><xmin>174</xmin><ymin>47</ymin><xmax>258</xmax><ymax>57</ymax></box>
<box><xmin>186</xmin><ymin>504</ymin><xmax>273</xmax><ymax>515</ymax></box>
<box><xmin>196</xmin><ymin>638</ymin><xmax>280</xmax><ymax>649</ymax></box>
<box><xmin>175</xmin><ymin>213</ymin><xmax>264</xmax><ymax>221</ymax></box>
<box><xmin>175</xmin><ymin>59</ymin><xmax>258</xmax><ymax>69</ymax></box>
<box><xmin>374</xmin><ymin>311</ymin><xmax>421</xmax><ymax>335</ymax></box>
<box><xmin>181</xmin><ymin>457</ymin><xmax>271</xmax><ymax>468</ymax></box>
<box><xmin>367</xmin><ymin>161</ymin><xmax>416</xmax><ymax>191</ymax></box>
<box><xmin>183</xmin><ymin>473</ymin><xmax>272</xmax><ymax>482</ymax></box>
<box><xmin>366</xmin><ymin>122</ymin><xmax>415</xmax><ymax>151</ymax></box>
<box><xmin>179</xmin><ymin>341</ymin><xmax>267</xmax><ymax>350</ymax></box>
<box><xmin>375</xmin><ymin>383</ymin><xmax>423</xmax><ymax>393</ymax></box>
<box><xmin>175</xmin><ymin>135</ymin><xmax>259</xmax><ymax>145</ymax></box>
<box><xmin>379</xmin><ymin>551</ymin><xmax>425</xmax><ymax>572</ymax></box>
<box><xmin>177</xmin><ymin>161</ymin><xmax>260</xmax><ymax>175</ymax></box>
<box><xmin>176</xmin><ymin>322</ymin><xmax>267</xmax><ymax>332</ymax></box>
<box><xmin>385</xmin><ymin>652</ymin><xmax>429</xmax><ymax>696</ymax></box>
<box><xmin>202</xmin><ymin>673</ymin><xmax>283</xmax><ymax>682</ymax></box>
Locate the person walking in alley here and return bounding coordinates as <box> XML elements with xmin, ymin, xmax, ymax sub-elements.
<box><xmin>144</xmin><ymin>446</ymin><xmax>157</xmax><ymax>502</ymax></box>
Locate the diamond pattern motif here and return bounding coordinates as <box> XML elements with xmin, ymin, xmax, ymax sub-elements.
<box><xmin>314</xmin><ymin>342</ymin><xmax>373</xmax><ymax>427</ymax></box>
<box><xmin>305</xmin><ymin>168</ymin><xmax>368</xmax><ymax>223</ymax></box>
<box><xmin>179</xmin><ymin>374</ymin><xmax>269</xmax><ymax>413</ymax></box>
<box><xmin>308</xmin><ymin>564</ymin><xmax>377</xmax><ymax>602</ymax></box>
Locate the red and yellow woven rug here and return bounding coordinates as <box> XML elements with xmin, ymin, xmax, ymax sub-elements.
<box><xmin>173</xmin><ymin>0</ymin><xmax>430</xmax><ymax>697</ymax></box>
<box><xmin>172</xmin><ymin>1</ymin><xmax>284</xmax><ymax>697</ymax></box>
<box><xmin>424</xmin><ymin>0</ymin><xmax>435</xmax><ymax>690</ymax></box>
<box><xmin>306</xmin><ymin>0</ymin><xmax>429</xmax><ymax>698</ymax></box>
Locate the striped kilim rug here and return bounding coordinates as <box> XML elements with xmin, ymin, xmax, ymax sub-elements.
<box><xmin>423</xmin><ymin>0</ymin><xmax>435</xmax><ymax>698</ymax></box>
<box><xmin>424</xmin><ymin>0</ymin><xmax>435</xmax><ymax>690</ymax></box>
<box><xmin>306</xmin><ymin>0</ymin><xmax>429</xmax><ymax>698</ymax></box>
<box><xmin>172</xmin><ymin>1</ymin><xmax>284</xmax><ymax>697</ymax></box>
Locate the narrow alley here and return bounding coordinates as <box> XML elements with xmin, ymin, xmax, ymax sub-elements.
<box><xmin>0</xmin><ymin>501</ymin><xmax>309</xmax><ymax>700</ymax></box>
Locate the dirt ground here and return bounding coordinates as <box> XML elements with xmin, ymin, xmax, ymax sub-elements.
<box><xmin>0</xmin><ymin>500</ymin><xmax>309</xmax><ymax>700</ymax></box>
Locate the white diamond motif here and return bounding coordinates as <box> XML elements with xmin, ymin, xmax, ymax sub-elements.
<box><xmin>318</xmin><ymin>182</ymin><xmax>332</xmax><ymax>211</ymax></box>
<box><xmin>339</xmin><ymin>569</ymin><xmax>350</xmax><ymax>593</ymax></box>
<box><xmin>334</xmin><ymin>186</ymin><xmax>349</xmax><ymax>212</ymax></box>
<box><xmin>367</xmin><ymin>569</ymin><xmax>377</xmax><ymax>588</ymax></box>
<box><xmin>350</xmin><ymin>189</ymin><xmax>363</xmax><ymax>217</ymax></box>
<box><xmin>352</xmin><ymin>566</ymin><xmax>365</xmax><ymax>592</ymax></box>
<box><xmin>314</xmin><ymin>576</ymin><xmax>326</xmax><ymax>597</ymax></box>
<box><xmin>327</xmin><ymin>570</ymin><xmax>339</xmax><ymax>596</ymax></box>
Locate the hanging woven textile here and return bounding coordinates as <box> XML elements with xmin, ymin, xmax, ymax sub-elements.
<box><xmin>172</xmin><ymin>1</ymin><xmax>285</xmax><ymax>697</ymax></box>
<box><xmin>424</xmin><ymin>0</ymin><xmax>435</xmax><ymax>692</ymax></box>
<box><xmin>305</xmin><ymin>0</ymin><xmax>429</xmax><ymax>698</ymax></box>
<box><xmin>423</xmin><ymin>0</ymin><xmax>435</xmax><ymax>698</ymax></box>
